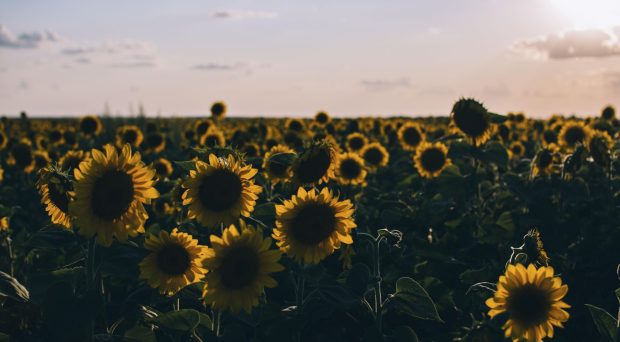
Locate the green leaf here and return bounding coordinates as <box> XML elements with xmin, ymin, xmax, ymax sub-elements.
<box><xmin>585</xmin><ymin>304</ymin><xmax>618</xmax><ymax>342</ymax></box>
<box><xmin>174</xmin><ymin>160</ymin><xmax>196</xmax><ymax>172</ymax></box>
<box><xmin>495</xmin><ymin>211</ymin><xmax>515</xmax><ymax>231</ymax></box>
<box><xmin>392</xmin><ymin>277</ymin><xmax>443</xmax><ymax>322</ymax></box>
<box><xmin>124</xmin><ymin>325</ymin><xmax>157</xmax><ymax>342</ymax></box>
<box><xmin>152</xmin><ymin>309</ymin><xmax>201</xmax><ymax>332</ymax></box>
<box><xmin>0</xmin><ymin>271</ymin><xmax>29</xmax><ymax>302</ymax></box>
<box><xmin>478</xmin><ymin>141</ymin><xmax>508</xmax><ymax>167</ymax></box>
<box><xmin>268</xmin><ymin>152</ymin><xmax>297</xmax><ymax>166</ymax></box>
<box><xmin>392</xmin><ymin>326</ymin><xmax>419</xmax><ymax>342</ymax></box>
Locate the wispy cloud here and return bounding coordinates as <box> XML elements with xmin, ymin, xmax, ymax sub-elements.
<box><xmin>62</xmin><ymin>40</ymin><xmax>158</xmax><ymax>68</ymax></box>
<box><xmin>191</xmin><ymin>62</ymin><xmax>244</xmax><ymax>71</ymax></box>
<box><xmin>0</xmin><ymin>24</ymin><xmax>63</xmax><ymax>49</ymax></box>
<box><xmin>360</xmin><ymin>78</ymin><xmax>412</xmax><ymax>91</ymax></box>
<box><xmin>210</xmin><ymin>10</ymin><xmax>278</xmax><ymax>20</ymax></box>
<box><xmin>512</xmin><ymin>27</ymin><xmax>620</xmax><ymax>60</ymax></box>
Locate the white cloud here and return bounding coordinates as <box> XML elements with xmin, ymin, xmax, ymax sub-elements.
<box><xmin>210</xmin><ymin>10</ymin><xmax>278</xmax><ymax>20</ymax></box>
<box><xmin>360</xmin><ymin>78</ymin><xmax>412</xmax><ymax>91</ymax></box>
<box><xmin>192</xmin><ymin>62</ymin><xmax>244</xmax><ymax>71</ymax></box>
<box><xmin>512</xmin><ymin>27</ymin><xmax>620</xmax><ymax>60</ymax></box>
<box><xmin>0</xmin><ymin>24</ymin><xmax>63</xmax><ymax>49</ymax></box>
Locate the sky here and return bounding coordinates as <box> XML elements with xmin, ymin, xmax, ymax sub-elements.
<box><xmin>1</xmin><ymin>0</ymin><xmax>620</xmax><ymax>118</ymax></box>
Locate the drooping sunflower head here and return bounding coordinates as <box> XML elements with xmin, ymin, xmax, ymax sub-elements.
<box><xmin>262</xmin><ymin>144</ymin><xmax>295</xmax><ymax>184</ymax></box>
<box><xmin>144</xmin><ymin>131</ymin><xmax>166</xmax><ymax>153</ymax></box>
<box><xmin>335</xmin><ymin>152</ymin><xmax>367</xmax><ymax>186</ymax></box>
<box><xmin>398</xmin><ymin>122</ymin><xmax>425</xmax><ymax>151</ymax></box>
<box><xmin>532</xmin><ymin>144</ymin><xmax>559</xmax><ymax>177</ymax></box>
<box><xmin>292</xmin><ymin>140</ymin><xmax>336</xmax><ymax>186</ymax></box>
<box><xmin>199</xmin><ymin>127</ymin><xmax>226</xmax><ymax>147</ymax></box>
<box><xmin>182</xmin><ymin>154</ymin><xmax>262</xmax><ymax>228</ymax></box>
<box><xmin>522</xmin><ymin>229</ymin><xmax>550</xmax><ymax>267</ymax></box>
<box><xmin>360</xmin><ymin>142</ymin><xmax>390</xmax><ymax>171</ymax></box>
<box><xmin>273</xmin><ymin>187</ymin><xmax>356</xmax><ymax>264</ymax></box>
<box><xmin>69</xmin><ymin>144</ymin><xmax>159</xmax><ymax>246</ymax></box>
<box><xmin>211</xmin><ymin>101</ymin><xmax>227</xmax><ymax>120</ymax></box>
<box><xmin>345</xmin><ymin>132</ymin><xmax>368</xmax><ymax>152</ymax></box>
<box><xmin>153</xmin><ymin>158</ymin><xmax>173</xmax><ymax>179</ymax></box>
<box><xmin>60</xmin><ymin>150</ymin><xmax>89</xmax><ymax>171</ymax></box>
<box><xmin>314</xmin><ymin>111</ymin><xmax>331</xmax><ymax>125</ymax></box>
<box><xmin>79</xmin><ymin>115</ymin><xmax>102</xmax><ymax>136</ymax></box>
<box><xmin>413</xmin><ymin>141</ymin><xmax>451</xmax><ymax>179</ymax></box>
<box><xmin>37</xmin><ymin>166</ymin><xmax>74</xmax><ymax>229</ymax></box>
<box><xmin>558</xmin><ymin>121</ymin><xmax>591</xmax><ymax>151</ymax></box>
<box><xmin>451</xmin><ymin>98</ymin><xmax>493</xmax><ymax>146</ymax></box>
<box><xmin>139</xmin><ymin>228</ymin><xmax>208</xmax><ymax>296</ymax></box>
<box><xmin>587</xmin><ymin>130</ymin><xmax>613</xmax><ymax>168</ymax></box>
<box><xmin>601</xmin><ymin>105</ymin><xmax>615</xmax><ymax>120</ymax></box>
<box><xmin>203</xmin><ymin>222</ymin><xmax>283</xmax><ymax>313</ymax></box>
<box><xmin>116</xmin><ymin>125</ymin><xmax>144</xmax><ymax>148</ymax></box>
<box><xmin>486</xmin><ymin>264</ymin><xmax>570</xmax><ymax>342</ymax></box>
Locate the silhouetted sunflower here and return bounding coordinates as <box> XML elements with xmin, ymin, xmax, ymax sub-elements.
<box><xmin>59</xmin><ymin>150</ymin><xmax>89</xmax><ymax>171</ymax></box>
<box><xmin>33</xmin><ymin>150</ymin><xmax>50</xmax><ymax>170</ymax></box>
<box><xmin>116</xmin><ymin>125</ymin><xmax>144</xmax><ymax>148</ymax></box>
<box><xmin>182</xmin><ymin>154</ymin><xmax>262</xmax><ymax>228</ymax></box>
<box><xmin>360</xmin><ymin>142</ymin><xmax>389</xmax><ymax>170</ymax></box>
<box><xmin>202</xmin><ymin>222</ymin><xmax>283</xmax><ymax>313</ymax></box>
<box><xmin>398</xmin><ymin>122</ymin><xmax>425</xmax><ymax>151</ymax></box>
<box><xmin>486</xmin><ymin>264</ymin><xmax>570</xmax><ymax>342</ymax></box>
<box><xmin>314</xmin><ymin>111</ymin><xmax>331</xmax><ymax>125</ymax></box>
<box><xmin>153</xmin><ymin>158</ymin><xmax>173</xmax><ymax>179</ymax></box>
<box><xmin>413</xmin><ymin>141</ymin><xmax>451</xmax><ymax>179</ymax></box>
<box><xmin>139</xmin><ymin>228</ymin><xmax>208</xmax><ymax>295</ymax></box>
<box><xmin>292</xmin><ymin>140</ymin><xmax>336</xmax><ymax>185</ymax></box>
<box><xmin>522</xmin><ymin>229</ymin><xmax>550</xmax><ymax>267</ymax></box>
<box><xmin>37</xmin><ymin>167</ymin><xmax>73</xmax><ymax>229</ymax></box>
<box><xmin>69</xmin><ymin>144</ymin><xmax>159</xmax><ymax>246</ymax></box>
<box><xmin>193</xmin><ymin>119</ymin><xmax>214</xmax><ymax>137</ymax></box>
<box><xmin>273</xmin><ymin>187</ymin><xmax>356</xmax><ymax>264</ymax></box>
<box><xmin>79</xmin><ymin>115</ymin><xmax>102</xmax><ymax>136</ymax></box>
<box><xmin>558</xmin><ymin>121</ymin><xmax>590</xmax><ymax>151</ymax></box>
<box><xmin>263</xmin><ymin>144</ymin><xmax>295</xmax><ymax>184</ymax></box>
<box><xmin>601</xmin><ymin>105</ymin><xmax>615</xmax><ymax>120</ymax></box>
<box><xmin>451</xmin><ymin>98</ymin><xmax>494</xmax><ymax>146</ymax></box>
<box><xmin>47</xmin><ymin>128</ymin><xmax>64</xmax><ymax>146</ymax></box>
<box><xmin>335</xmin><ymin>152</ymin><xmax>367</xmax><ymax>186</ymax></box>
<box><xmin>211</xmin><ymin>101</ymin><xmax>227</xmax><ymax>120</ymax></box>
<box><xmin>586</xmin><ymin>130</ymin><xmax>613</xmax><ymax>168</ymax></box>
<box><xmin>345</xmin><ymin>132</ymin><xmax>368</xmax><ymax>152</ymax></box>
<box><xmin>531</xmin><ymin>144</ymin><xmax>559</xmax><ymax>177</ymax></box>
<box><xmin>8</xmin><ymin>139</ymin><xmax>35</xmax><ymax>173</ymax></box>
<box><xmin>285</xmin><ymin>118</ymin><xmax>306</xmax><ymax>132</ymax></box>
<box><xmin>241</xmin><ymin>142</ymin><xmax>261</xmax><ymax>158</ymax></box>
<box><xmin>200</xmin><ymin>127</ymin><xmax>226</xmax><ymax>147</ymax></box>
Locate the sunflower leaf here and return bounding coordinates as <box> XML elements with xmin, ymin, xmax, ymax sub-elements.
<box><xmin>152</xmin><ymin>309</ymin><xmax>201</xmax><ymax>332</ymax></box>
<box><xmin>391</xmin><ymin>277</ymin><xmax>443</xmax><ymax>322</ymax></box>
<box><xmin>585</xmin><ymin>304</ymin><xmax>618</xmax><ymax>342</ymax></box>
<box><xmin>487</xmin><ymin>112</ymin><xmax>508</xmax><ymax>123</ymax></box>
<box><xmin>0</xmin><ymin>271</ymin><xmax>29</xmax><ymax>302</ymax></box>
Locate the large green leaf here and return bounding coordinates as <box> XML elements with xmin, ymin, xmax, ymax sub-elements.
<box><xmin>585</xmin><ymin>304</ymin><xmax>618</xmax><ymax>342</ymax></box>
<box><xmin>392</xmin><ymin>277</ymin><xmax>443</xmax><ymax>322</ymax></box>
<box><xmin>152</xmin><ymin>309</ymin><xmax>201</xmax><ymax>332</ymax></box>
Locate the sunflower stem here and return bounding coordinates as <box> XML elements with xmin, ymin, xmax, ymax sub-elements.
<box><xmin>85</xmin><ymin>238</ymin><xmax>97</xmax><ymax>342</ymax></box>
<box><xmin>372</xmin><ymin>237</ymin><xmax>383</xmax><ymax>334</ymax></box>
<box><xmin>213</xmin><ymin>310</ymin><xmax>222</xmax><ymax>337</ymax></box>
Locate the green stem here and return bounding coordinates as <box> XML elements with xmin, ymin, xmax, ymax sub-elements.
<box><xmin>373</xmin><ymin>238</ymin><xmax>383</xmax><ymax>333</ymax></box>
<box><xmin>5</xmin><ymin>235</ymin><xmax>14</xmax><ymax>277</ymax></box>
<box><xmin>85</xmin><ymin>238</ymin><xmax>96</xmax><ymax>342</ymax></box>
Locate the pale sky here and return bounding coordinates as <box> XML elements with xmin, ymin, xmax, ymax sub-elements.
<box><xmin>1</xmin><ymin>0</ymin><xmax>619</xmax><ymax>117</ymax></box>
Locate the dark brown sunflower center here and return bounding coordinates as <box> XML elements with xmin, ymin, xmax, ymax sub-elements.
<box><xmin>154</xmin><ymin>162</ymin><xmax>170</xmax><ymax>176</ymax></box>
<box><xmin>61</xmin><ymin>156</ymin><xmax>82</xmax><ymax>170</ymax></box>
<box><xmin>316</xmin><ymin>113</ymin><xmax>328</xmax><ymax>124</ymax></box>
<box><xmin>243</xmin><ymin>145</ymin><xmax>258</xmax><ymax>157</ymax></box>
<box><xmin>348</xmin><ymin>137</ymin><xmax>364</xmax><ymax>151</ymax></box>
<box><xmin>536</xmin><ymin>150</ymin><xmax>552</xmax><ymax>169</ymax></box>
<box><xmin>196</xmin><ymin>122</ymin><xmax>210</xmax><ymax>136</ymax></box>
<box><xmin>219</xmin><ymin>245</ymin><xmax>260</xmax><ymax>289</ymax></box>
<box><xmin>267</xmin><ymin>158</ymin><xmax>289</xmax><ymax>178</ymax></box>
<box><xmin>80</xmin><ymin>118</ymin><xmax>98</xmax><ymax>135</ymax></box>
<box><xmin>288</xmin><ymin>120</ymin><xmax>303</xmax><ymax>132</ymax></box>
<box><xmin>211</xmin><ymin>103</ymin><xmax>226</xmax><ymax>117</ymax></box>
<box><xmin>146</xmin><ymin>133</ymin><xmax>164</xmax><ymax>148</ymax></box>
<box><xmin>511</xmin><ymin>145</ymin><xmax>524</xmax><ymax>155</ymax></box>
<box><xmin>543</xmin><ymin>130</ymin><xmax>558</xmax><ymax>144</ymax></box>
<box><xmin>563</xmin><ymin>126</ymin><xmax>585</xmax><ymax>146</ymax></box>
<box><xmin>402</xmin><ymin>127</ymin><xmax>422</xmax><ymax>147</ymax></box>
<box><xmin>11</xmin><ymin>144</ymin><xmax>33</xmax><ymax>169</ymax></box>
<box><xmin>48</xmin><ymin>182</ymin><xmax>70</xmax><ymax>213</ymax></box>
<box><xmin>290</xmin><ymin>202</ymin><xmax>337</xmax><ymax>245</ymax></box>
<box><xmin>49</xmin><ymin>130</ymin><xmax>63</xmax><ymax>143</ymax></box>
<box><xmin>364</xmin><ymin>147</ymin><xmax>384</xmax><ymax>166</ymax></box>
<box><xmin>203</xmin><ymin>134</ymin><xmax>221</xmax><ymax>147</ymax></box>
<box><xmin>198</xmin><ymin>169</ymin><xmax>242</xmax><ymax>212</ymax></box>
<box><xmin>506</xmin><ymin>284</ymin><xmax>552</xmax><ymax>326</ymax></box>
<box><xmin>122</xmin><ymin>129</ymin><xmax>139</xmax><ymax>144</ymax></box>
<box><xmin>453</xmin><ymin>109</ymin><xmax>488</xmax><ymax>137</ymax></box>
<box><xmin>156</xmin><ymin>244</ymin><xmax>191</xmax><ymax>276</ymax></box>
<box><xmin>91</xmin><ymin>170</ymin><xmax>135</xmax><ymax>220</ymax></box>
<box><xmin>295</xmin><ymin>147</ymin><xmax>332</xmax><ymax>184</ymax></box>
<box><xmin>339</xmin><ymin>158</ymin><xmax>362</xmax><ymax>179</ymax></box>
<box><xmin>420</xmin><ymin>148</ymin><xmax>446</xmax><ymax>172</ymax></box>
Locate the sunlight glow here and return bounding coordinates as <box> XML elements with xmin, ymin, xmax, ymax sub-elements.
<box><xmin>549</xmin><ymin>0</ymin><xmax>620</xmax><ymax>29</ymax></box>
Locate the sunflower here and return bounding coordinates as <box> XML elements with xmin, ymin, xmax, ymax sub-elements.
<box><xmin>522</xmin><ymin>229</ymin><xmax>550</xmax><ymax>267</ymax></box>
<box><xmin>314</xmin><ymin>111</ymin><xmax>331</xmax><ymax>125</ymax></box>
<box><xmin>398</xmin><ymin>122</ymin><xmax>425</xmax><ymax>151</ymax></box>
<box><xmin>116</xmin><ymin>125</ymin><xmax>144</xmax><ymax>148</ymax></box>
<box><xmin>59</xmin><ymin>150</ymin><xmax>89</xmax><ymax>171</ymax></box>
<box><xmin>241</xmin><ymin>142</ymin><xmax>261</xmax><ymax>158</ymax></box>
<box><xmin>79</xmin><ymin>115</ymin><xmax>103</xmax><ymax>136</ymax></box>
<box><xmin>200</xmin><ymin>127</ymin><xmax>226</xmax><ymax>147</ymax></box>
<box><xmin>273</xmin><ymin>187</ymin><xmax>356</xmax><ymax>264</ymax></box>
<box><xmin>335</xmin><ymin>152</ymin><xmax>367</xmax><ymax>186</ymax></box>
<box><xmin>37</xmin><ymin>167</ymin><xmax>73</xmax><ymax>229</ymax></box>
<box><xmin>153</xmin><ymin>158</ymin><xmax>173</xmax><ymax>179</ymax></box>
<box><xmin>193</xmin><ymin>119</ymin><xmax>214</xmax><ymax>137</ymax></box>
<box><xmin>345</xmin><ymin>132</ymin><xmax>368</xmax><ymax>152</ymax></box>
<box><xmin>202</xmin><ymin>222</ymin><xmax>284</xmax><ymax>313</ymax></box>
<box><xmin>211</xmin><ymin>101</ymin><xmax>227</xmax><ymax>120</ymax></box>
<box><xmin>541</xmin><ymin>129</ymin><xmax>558</xmax><ymax>147</ymax></box>
<box><xmin>360</xmin><ymin>142</ymin><xmax>390</xmax><ymax>170</ymax></box>
<box><xmin>285</xmin><ymin>118</ymin><xmax>306</xmax><ymax>132</ymax></box>
<box><xmin>508</xmin><ymin>141</ymin><xmax>526</xmax><ymax>159</ymax></box>
<box><xmin>0</xmin><ymin>131</ymin><xmax>8</xmax><ymax>150</ymax></box>
<box><xmin>151</xmin><ymin>198</ymin><xmax>177</xmax><ymax>218</ymax></box>
<box><xmin>262</xmin><ymin>144</ymin><xmax>295</xmax><ymax>184</ymax></box>
<box><xmin>144</xmin><ymin>131</ymin><xmax>166</xmax><ymax>153</ymax></box>
<box><xmin>69</xmin><ymin>144</ymin><xmax>159</xmax><ymax>246</ymax></box>
<box><xmin>0</xmin><ymin>167</ymin><xmax>3</xmax><ymax>184</ymax></box>
<box><xmin>601</xmin><ymin>105</ymin><xmax>615</xmax><ymax>120</ymax></box>
<box><xmin>413</xmin><ymin>141</ymin><xmax>451</xmax><ymax>179</ymax></box>
<box><xmin>8</xmin><ymin>139</ymin><xmax>35</xmax><ymax>173</ymax></box>
<box><xmin>486</xmin><ymin>264</ymin><xmax>570</xmax><ymax>342</ymax></box>
<box><xmin>139</xmin><ymin>228</ymin><xmax>208</xmax><ymax>295</ymax></box>
<box><xmin>531</xmin><ymin>144</ymin><xmax>559</xmax><ymax>177</ymax></box>
<box><xmin>33</xmin><ymin>150</ymin><xmax>51</xmax><ymax>170</ymax></box>
<box><xmin>182</xmin><ymin>154</ymin><xmax>262</xmax><ymax>228</ymax></box>
<box><xmin>558</xmin><ymin>121</ymin><xmax>591</xmax><ymax>151</ymax></box>
<box><xmin>0</xmin><ymin>217</ymin><xmax>8</xmax><ymax>232</ymax></box>
<box><xmin>291</xmin><ymin>140</ymin><xmax>336</xmax><ymax>185</ymax></box>
<box><xmin>586</xmin><ymin>130</ymin><xmax>613</xmax><ymax>168</ymax></box>
<box><xmin>47</xmin><ymin>128</ymin><xmax>64</xmax><ymax>146</ymax></box>
<box><xmin>451</xmin><ymin>98</ymin><xmax>494</xmax><ymax>146</ymax></box>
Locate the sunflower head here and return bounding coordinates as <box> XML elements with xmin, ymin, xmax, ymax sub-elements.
<box><xmin>79</xmin><ymin>115</ymin><xmax>102</xmax><ymax>136</ymax></box>
<box><xmin>587</xmin><ymin>130</ymin><xmax>613</xmax><ymax>168</ymax></box>
<box><xmin>153</xmin><ymin>158</ymin><xmax>173</xmax><ymax>178</ymax></box>
<box><xmin>292</xmin><ymin>140</ymin><xmax>336</xmax><ymax>186</ymax></box>
<box><xmin>144</xmin><ymin>131</ymin><xmax>166</xmax><ymax>153</ymax></box>
<box><xmin>203</xmin><ymin>222</ymin><xmax>284</xmax><ymax>313</ymax></box>
<box><xmin>413</xmin><ymin>141</ymin><xmax>451</xmax><ymax>179</ymax></box>
<box><xmin>335</xmin><ymin>152</ymin><xmax>367</xmax><ymax>186</ymax></box>
<box><xmin>60</xmin><ymin>150</ymin><xmax>89</xmax><ymax>171</ymax></box>
<box><xmin>0</xmin><ymin>131</ymin><xmax>8</xmax><ymax>150</ymax></box>
<box><xmin>37</xmin><ymin>166</ymin><xmax>73</xmax><ymax>229</ymax></box>
<box><xmin>531</xmin><ymin>144</ymin><xmax>559</xmax><ymax>177</ymax></box>
<box><xmin>522</xmin><ymin>229</ymin><xmax>550</xmax><ymax>267</ymax></box>
<box><xmin>139</xmin><ymin>228</ymin><xmax>208</xmax><ymax>295</ymax></box>
<box><xmin>360</xmin><ymin>142</ymin><xmax>390</xmax><ymax>171</ymax></box>
<box><xmin>451</xmin><ymin>98</ymin><xmax>493</xmax><ymax>146</ymax></box>
<box><xmin>398</xmin><ymin>122</ymin><xmax>425</xmax><ymax>151</ymax></box>
<box><xmin>558</xmin><ymin>121</ymin><xmax>591</xmax><ymax>151</ymax></box>
<box><xmin>194</xmin><ymin>119</ymin><xmax>214</xmax><ymax>137</ymax></box>
<box><xmin>486</xmin><ymin>264</ymin><xmax>570</xmax><ymax>342</ymax></box>
<box><xmin>8</xmin><ymin>139</ymin><xmax>35</xmax><ymax>173</ymax></box>
<box><xmin>508</xmin><ymin>141</ymin><xmax>526</xmax><ymax>159</ymax></box>
<box><xmin>33</xmin><ymin>150</ymin><xmax>51</xmax><ymax>170</ymax></box>
<box><xmin>285</xmin><ymin>118</ymin><xmax>305</xmax><ymax>132</ymax></box>
<box><xmin>69</xmin><ymin>144</ymin><xmax>159</xmax><ymax>246</ymax></box>
<box><xmin>601</xmin><ymin>105</ymin><xmax>615</xmax><ymax>120</ymax></box>
<box><xmin>211</xmin><ymin>101</ymin><xmax>227</xmax><ymax>120</ymax></box>
<box><xmin>200</xmin><ymin>127</ymin><xmax>226</xmax><ymax>147</ymax></box>
<box><xmin>542</xmin><ymin>129</ymin><xmax>558</xmax><ymax>146</ymax></box>
<box><xmin>263</xmin><ymin>144</ymin><xmax>296</xmax><ymax>184</ymax></box>
<box><xmin>273</xmin><ymin>187</ymin><xmax>356</xmax><ymax>264</ymax></box>
<box><xmin>346</xmin><ymin>132</ymin><xmax>368</xmax><ymax>152</ymax></box>
<box><xmin>241</xmin><ymin>142</ymin><xmax>261</xmax><ymax>158</ymax></box>
<box><xmin>116</xmin><ymin>125</ymin><xmax>144</xmax><ymax>148</ymax></box>
<box><xmin>314</xmin><ymin>111</ymin><xmax>331</xmax><ymax>125</ymax></box>
<box><xmin>182</xmin><ymin>154</ymin><xmax>262</xmax><ymax>228</ymax></box>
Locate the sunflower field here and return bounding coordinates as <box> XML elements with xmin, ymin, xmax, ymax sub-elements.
<box><xmin>0</xmin><ymin>99</ymin><xmax>619</xmax><ymax>342</ymax></box>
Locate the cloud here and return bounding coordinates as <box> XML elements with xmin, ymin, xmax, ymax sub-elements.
<box><xmin>360</xmin><ymin>78</ymin><xmax>412</xmax><ymax>91</ymax></box>
<box><xmin>0</xmin><ymin>24</ymin><xmax>63</xmax><ymax>49</ymax></box>
<box><xmin>513</xmin><ymin>27</ymin><xmax>620</xmax><ymax>60</ymax></box>
<box><xmin>61</xmin><ymin>40</ymin><xmax>158</xmax><ymax>68</ymax></box>
<box><xmin>210</xmin><ymin>10</ymin><xmax>278</xmax><ymax>20</ymax></box>
<box><xmin>191</xmin><ymin>62</ymin><xmax>244</xmax><ymax>71</ymax></box>
<box><xmin>108</xmin><ymin>61</ymin><xmax>157</xmax><ymax>68</ymax></box>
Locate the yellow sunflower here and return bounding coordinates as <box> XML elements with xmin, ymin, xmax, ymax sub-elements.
<box><xmin>211</xmin><ymin>101</ymin><xmax>227</xmax><ymax>120</ymax></box>
<box><xmin>273</xmin><ymin>187</ymin><xmax>356</xmax><ymax>264</ymax></box>
<box><xmin>139</xmin><ymin>228</ymin><xmax>208</xmax><ymax>295</ymax></box>
<box><xmin>200</xmin><ymin>127</ymin><xmax>226</xmax><ymax>147</ymax></box>
<box><xmin>262</xmin><ymin>144</ymin><xmax>295</xmax><ymax>184</ymax></box>
<box><xmin>413</xmin><ymin>141</ymin><xmax>451</xmax><ymax>179</ymax></box>
<box><xmin>202</xmin><ymin>222</ymin><xmax>283</xmax><ymax>313</ymax></box>
<box><xmin>0</xmin><ymin>131</ymin><xmax>8</xmax><ymax>150</ymax></box>
<box><xmin>79</xmin><ymin>115</ymin><xmax>103</xmax><ymax>136</ymax></box>
<box><xmin>59</xmin><ymin>150</ymin><xmax>90</xmax><ymax>171</ymax></box>
<box><xmin>398</xmin><ymin>122</ymin><xmax>425</xmax><ymax>151</ymax></box>
<box><xmin>486</xmin><ymin>264</ymin><xmax>570</xmax><ymax>342</ymax></box>
<box><xmin>314</xmin><ymin>111</ymin><xmax>331</xmax><ymax>125</ymax></box>
<box><xmin>586</xmin><ymin>130</ymin><xmax>613</xmax><ymax>168</ymax></box>
<box><xmin>451</xmin><ymin>98</ymin><xmax>494</xmax><ymax>146</ymax></box>
<box><xmin>7</xmin><ymin>139</ymin><xmax>35</xmax><ymax>173</ymax></box>
<box><xmin>531</xmin><ymin>144</ymin><xmax>559</xmax><ymax>177</ymax></box>
<box><xmin>152</xmin><ymin>158</ymin><xmax>174</xmax><ymax>179</ymax></box>
<box><xmin>37</xmin><ymin>167</ymin><xmax>73</xmax><ymax>229</ymax></box>
<box><xmin>69</xmin><ymin>144</ymin><xmax>159</xmax><ymax>246</ymax></box>
<box><xmin>116</xmin><ymin>125</ymin><xmax>144</xmax><ymax>148</ymax></box>
<box><xmin>291</xmin><ymin>140</ymin><xmax>337</xmax><ymax>186</ymax></box>
<box><xmin>33</xmin><ymin>150</ymin><xmax>51</xmax><ymax>170</ymax></box>
<box><xmin>360</xmin><ymin>142</ymin><xmax>390</xmax><ymax>171</ymax></box>
<box><xmin>345</xmin><ymin>132</ymin><xmax>368</xmax><ymax>152</ymax></box>
<box><xmin>193</xmin><ymin>119</ymin><xmax>214</xmax><ymax>137</ymax></box>
<box><xmin>508</xmin><ymin>141</ymin><xmax>526</xmax><ymax>159</ymax></box>
<box><xmin>335</xmin><ymin>152</ymin><xmax>367</xmax><ymax>186</ymax></box>
<box><xmin>0</xmin><ymin>217</ymin><xmax>8</xmax><ymax>232</ymax></box>
<box><xmin>558</xmin><ymin>121</ymin><xmax>591</xmax><ymax>151</ymax></box>
<box><xmin>182</xmin><ymin>154</ymin><xmax>262</xmax><ymax>228</ymax></box>
<box><xmin>144</xmin><ymin>131</ymin><xmax>166</xmax><ymax>153</ymax></box>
